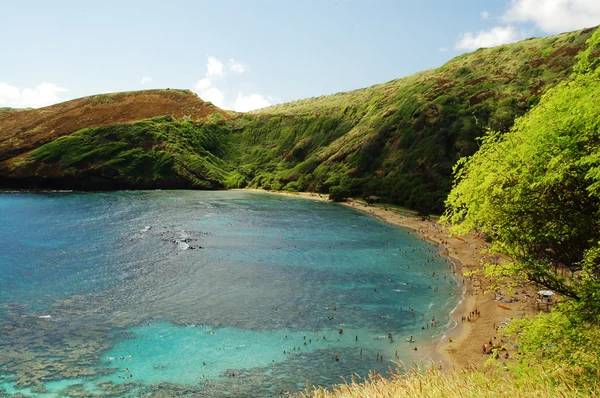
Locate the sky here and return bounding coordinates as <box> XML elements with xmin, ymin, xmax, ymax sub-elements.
<box><xmin>1</xmin><ymin>0</ymin><xmax>600</xmax><ymax>111</ymax></box>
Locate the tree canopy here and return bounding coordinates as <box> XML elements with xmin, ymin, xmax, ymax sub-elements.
<box><xmin>443</xmin><ymin>29</ymin><xmax>600</xmax><ymax>321</ymax></box>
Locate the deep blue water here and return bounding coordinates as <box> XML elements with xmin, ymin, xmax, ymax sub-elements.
<box><xmin>0</xmin><ymin>190</ymin><xmax>460</xmax><ymax>397</ymax></box>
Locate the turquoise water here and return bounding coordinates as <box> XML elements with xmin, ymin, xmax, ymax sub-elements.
<box><xmin>0</xmin><ymin>190</ymin><xmax>460</xmax><ymax>397</ymax></box>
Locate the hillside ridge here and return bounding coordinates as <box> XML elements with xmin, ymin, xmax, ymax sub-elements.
<box><xmin>0</xmin><ymin>89</ymin><xmax>231</xmax><ymax>163</ymax></box>
<box><xmin>0</xmin><ymin>27</ymin><xmax>598</xmax><ymax>213</ymax></box>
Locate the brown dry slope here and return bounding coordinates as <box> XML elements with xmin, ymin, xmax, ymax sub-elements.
<box><xmin>0</xmin><ymin>89</ymin><xmax>230</xmax><ymax>163</ymax></box>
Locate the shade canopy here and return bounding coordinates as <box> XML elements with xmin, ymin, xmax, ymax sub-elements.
<box><xmin>538</xmin><ymin>290</ymin><xmax>554</xmax><ymax>296</ymax></box>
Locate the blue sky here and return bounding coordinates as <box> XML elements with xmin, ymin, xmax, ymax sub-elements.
<box><xmin>1</xmin><ymin>0</ymin><xmax>599</xmax><ymax>111</ymax></box>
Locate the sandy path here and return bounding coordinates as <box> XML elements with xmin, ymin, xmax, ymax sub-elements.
<box><xmin>236</xmin><ymin>189</ymin><xmax>540</xmax><ymax>369</ymax></box>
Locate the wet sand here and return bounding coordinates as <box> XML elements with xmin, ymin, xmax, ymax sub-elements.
<box><xmin>239</xmin><ymin>189</ymin><xmax>540</xmax><ymax>370</ymax></box>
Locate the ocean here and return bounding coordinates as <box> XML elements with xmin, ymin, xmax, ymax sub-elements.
<box><xmin>0</xmin><ymin>190</ymin><xmax>460</xmax><ymax>397</ymax></box>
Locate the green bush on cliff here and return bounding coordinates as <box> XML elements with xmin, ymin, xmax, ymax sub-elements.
<box><xmin>328</xmin><ymin>186</ymin><xmax>350</xmax><ymax>202</ymax></box>
<box><xmin>430</xmin><ymin>28</ymin><xmax>600</xmax><ymax>397</ymax></box>
<box><xmin>439</xmin><ymin>28</ymin><xmax>600</xmax><ymax>394</ymax></box>
<box><xmin>30</xmin><ymin>116</ymin><xmax>235</xmax><ymax>187</ymax></box>
<box><xmin>443</xmin><ymin>28</ymin><xmax>600</xmax><ymax>318</ymax></box>
<box><xmin>503</xmin><ymin>309</ymin><xmax>600</xmax><ymax>387</ymax></box>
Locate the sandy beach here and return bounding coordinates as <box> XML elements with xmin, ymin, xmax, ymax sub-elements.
<box><xmin>241</xmin><ymin>189</ymin><xmax>541</xmax><ymax>370</ymax></box>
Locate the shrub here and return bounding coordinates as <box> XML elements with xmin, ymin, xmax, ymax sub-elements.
<box><xmin>329</xmin><ymin>185</ymin><xmax>350</xmax><ymax>202</ymax></box>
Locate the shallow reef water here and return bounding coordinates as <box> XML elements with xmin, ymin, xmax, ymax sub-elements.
<box><xmin>0</xmin><ymin>190</ymin><xmax>460</xmax><ymax>397</ymax></box>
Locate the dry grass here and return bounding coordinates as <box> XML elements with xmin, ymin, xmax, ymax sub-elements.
<box><xmin>298</xmin><ymin>363</ymin><xmax>599</xmax><ymax>398</ymax></box>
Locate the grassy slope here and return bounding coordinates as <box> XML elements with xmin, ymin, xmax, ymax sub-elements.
<box><xmin>28</xmin><ymin>116</ymin><xmax>233</xmax><ymax>189</ymax></box>
<box><xmin>299</xmin><ymin>365</ymin><xmax>599</xmax><ymax>398</ymax></box>
<box><xmin>0</xmin><ymin>89</ymin><xmax>230</xmax><ymax>163</ymax></box>
<box><xmin>240</xmin><ymin>27</ymin><xmax>596</xmax><ymax>213</ymax></box>
<box><xmin>1</xmin><ymin>28</ymin><xmax>597</xmax><ymax>213</ymax></box>
<box><xmin>0</xmin><ymin>90</ymin><xmax>233</xmax><ymax>189</ymax></box>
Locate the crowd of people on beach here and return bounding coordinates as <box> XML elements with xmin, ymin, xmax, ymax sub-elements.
<box><xmin>461</xmin><ymin>308</ymin><xmax>481</xmax><ymax>323</ymax></box>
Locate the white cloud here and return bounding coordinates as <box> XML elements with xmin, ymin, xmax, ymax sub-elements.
<box><xmin>503</xmin><ymin>0</ymin><xmax>600</xmax><ymax>33</ymax></box>
<box><xmin>194</xmin><ymin>58</ymin><xmax>224</xmax><ymax>107</ymax></box>
<box><xmin>455</xmin><ymin>25</ymin><xmax>523</xmax><ymax>50</ymax></box>
<box><xmin>199</xmin><ymin>87</ymin><xmax>225</xmax><ymax>108</ymax></box>
<box><xmin>452</xmin><ymin>0</ymin><xmax>600</xmax><ymax>54</ymax></box>
<box><xmin>195</xmin><ymin>77</ymin><xmax>212</xmax><ymax>91</ymax></box>
<box><xmin>228</xmin><ymin>59</ymin><xmax>246</xmax><ymax>73</ymax></box>
<box><xmin>234</xmin><ymin>93</ymin><xmax>271</xmax><ymax>112</ymax></box>
<box><xmin>0</xmin><ymin>82</ymin><xmax>67</xmax><ymax>108</ymax></box>
<box><xmin>140</xmin><ymin>76</ymin><xmax>153</xmax><ymax>84</ymax></box>
<box><xmin>192</xmin><ymin>56</ymin><xmax>270</xmax><ymax>111</ymax></box>
<box><xmin>207</xmin><ymin>56</ymin><xmax>224</xmax><ymax>77</ymax></box>
<box><xmin>0</xmin><ymin>83</ymin><xmax>19</xmax><ymax>103</ymax></box>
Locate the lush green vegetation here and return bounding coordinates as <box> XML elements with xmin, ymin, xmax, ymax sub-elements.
<box><xmin>245</xmin><ymin>28</ymin><xmax>595</xmax><ymax>214</ymax></box>
<box><xmin>29</xmin><ymin>116</ymin><xmax>235</xmax><ymax>189</ymax></box>
<box><xmin>443</xmin><ymin>29</ymin><xmax>600</xmax><ymax>320</ymax></box>
<box><xmin>301</xmin><ymin>360</ymin><xmax>598</xmax><ymax>397</ymax></box>
<box><xmin>5</xmin><ymin>26</ymin><xmax>600</xmax><ymax>397</ymax></box>
<box><xmin>10</xmin><ymin>27</ymin><xmax>596</xmax><ymax>214</ymax></box>
<box><xmin>296</xmin><ymin>27</ymin><xmax>600</xmax><ymax>398</ymax></box>
<box><xmin>437</xmin><ymin>27</ymin><xmax>600</xmax><ymax>395</ymax></box>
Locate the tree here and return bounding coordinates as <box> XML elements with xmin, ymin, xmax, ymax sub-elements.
<box><xmin>443</xmin><ymin>29</ymin><xmax>600</xmax><ymax>321</ymax></box>
<box><xmin>329</xmin><ymin>185</ymin><xmax>350</xmax><ymax>202</ymax></box>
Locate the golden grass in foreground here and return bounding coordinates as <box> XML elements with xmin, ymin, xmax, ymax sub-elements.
<box><xmin>298</xmin><ymin>364</ymin><xmax>599</xmax><ymax>398</ymax></box>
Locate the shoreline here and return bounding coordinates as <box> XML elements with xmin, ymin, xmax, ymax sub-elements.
<box><xmin>238</xmin><ymin>188</ymin><xmax>536</xmax><ymax>369</ymax></box>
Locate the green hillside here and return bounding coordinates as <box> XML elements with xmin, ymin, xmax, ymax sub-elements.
<box><xmin>2</xmin><ymin>25</ymin><xmax>600</xmax><ymax>397</ymax></box>
<box><xmin>241</xmin><ymin>27</ymin><xmax>596</xmax><ymax>213</ymax></box>
<box><xmin>1</xmin><ymin>27</ymin><xmax>597</xmax><ymax>215</ymax></box>
<box><xmin>434</xmin><ymin>26</ymin><xmax>600</xmax><ymax>396</ymax></box>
